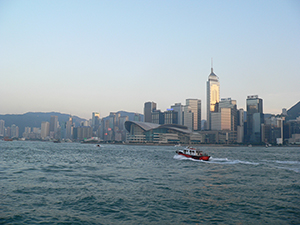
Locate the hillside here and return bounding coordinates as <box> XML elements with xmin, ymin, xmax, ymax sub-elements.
<box><xmin>0</xmin><ymin>111</ymin><xmax>144</xmax><ymax>136</ymax></box>
<box><xmin>287</xmin><ymin>101</ymin><xmax>300</xmax><ymax>121</ymax></box>
<box><xmin>0</xmin><ymin>112</ymin><xmax>85</xmax><ymax>135</ymax></box>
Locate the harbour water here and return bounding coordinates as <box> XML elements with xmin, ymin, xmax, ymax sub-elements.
<box><xmin>0</xmin><ymin>141</ymin><xmax>299</xmax><ymax>224</ymax></box>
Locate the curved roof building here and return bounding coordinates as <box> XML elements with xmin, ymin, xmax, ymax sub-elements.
<box><xmin>125</xmin><ymin>121</ymin><xmax>192</xmax><ymax>143</ymax></box>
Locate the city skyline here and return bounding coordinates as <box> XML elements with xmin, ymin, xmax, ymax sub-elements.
<box><xmin>1</xmin><ymin>1</ymin><xmax>299</xmax><ymax>120</ymax></box>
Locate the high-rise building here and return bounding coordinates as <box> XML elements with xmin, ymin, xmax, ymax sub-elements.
<box><xmin>152</xmin><ymin>110</ymin><xmax>164</xmax><ymax>124</ymax></box>
<box><xmin>164</xmin><ymin>109</ymin><xmax>178</xmax><ymax>125</ymax></box>
<box><xmin>237</xmin><ymin>109</ymin><xmax>244</xmax><ymax>143</ymax></box>
<box><xmin>65</xmin><ymin>116</ymin><xmax>73</xmax><ymax>140</ymax></box>
<box><xmin>144</xmin><ymin>102</ymin><xmax>157</xmax><ymax>123</ymax></box>
<box><xmin>41</xmin><ymin>121</ymin><xmax>50</xmax><ymax>139</ymax></box>
<box><xmin>50</xmin><ymin>116</ymin><xmax>58</xmax><ymax>133</ymax></box>
<box><xmin>206</xmin><ymin>66</ymin><xmax>220</xmax><ymax>130</ymax></box>
<box><xmin>219</xmin><ymin>98</ymin><xmax>237</xmax><ymax>131</ymax></box>
<box><xmin>183</xmin><ymin>105</ymin><xmax>193</xmax><ymax>130</ymax></box>
<box><xmin>10</xmin><ymin>124</ymin><xmax>19</xmax><ymax>138</ymax></box>
<box><xmin>0</xmin><ymin>120</ymin><xmax>5</xmax><ymax>136</ymax></box>
<box><xmin>171</xmin><ymin>103</ymin><xmax>184</xmax><ymax>125</ymax></box>
<box><xmin>246</xmin><ymin>95</ymin><xmax>263</xmax><ymax>143</ymax></box>
<box><xmin>92</xmin><ymin>112</ymin><xmax>100</xmax><ymax>132</ymax></box>
<box><xmin>211</xmin><ymin>108</ymin><xmax>231</xmax><ymax>131</ymax></box>
<box><xmin>186</xmin><ymin>99</ymin><xmax>201</xmax><ymax>131</ymax></box>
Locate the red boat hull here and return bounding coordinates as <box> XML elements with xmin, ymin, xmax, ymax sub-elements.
<box><xmin>178</xmin><ymin>152</ymin><xmax>210</xmax><ymax>161</ymax></box>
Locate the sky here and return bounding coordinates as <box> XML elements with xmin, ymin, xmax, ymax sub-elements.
<box><xmin>0</xmin><ymin>0</ymin><xmax>299</xmax><ymax>120</ymax></box>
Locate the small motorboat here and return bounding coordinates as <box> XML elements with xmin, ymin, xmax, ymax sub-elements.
<box><xmin>176</xmin><ymin>146</ymin><xmax>210</xmax><ymax>161</ymax></box>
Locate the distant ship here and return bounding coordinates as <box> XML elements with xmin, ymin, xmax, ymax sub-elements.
<box><xmin>4</xmin><ymin>137</ymin><xmax>13</xmax><ymax>141</ymax></box>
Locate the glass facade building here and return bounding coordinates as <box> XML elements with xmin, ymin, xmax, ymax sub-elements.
<box><xmin>144</xmin><ymin>102</ymin><xmax>157</xmax><ymax>123</ymax></box>
<box><xmin>206</xmin><ymin>68</ymin><xmax>220</xmax><ymax>130</ymax></box>
<box><xmin>246</xmin><ymin>95</ymin><xmax>263</xmax><ymax>143</ymax></box>
<box><xmin>186</xmin><ymin>99</ymin><xmax>201</xmax><ymax>131</ymax></box>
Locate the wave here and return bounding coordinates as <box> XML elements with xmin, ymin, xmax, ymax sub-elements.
<box><xmin>275</xmin><ymin>160</ymin><xmax>300</xmax><ymax>165</ymax></box>
<box><xmin>173</xmin><ymin>155</ymin><xmax>259</xmax><ymax>165</ymax></box>
<box><xmin>275</xmin><ymin>166</ymin><xmax>300</xmax><ymax>173</ymax></box>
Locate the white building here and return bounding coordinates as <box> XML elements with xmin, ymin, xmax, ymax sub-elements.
<box><xmin>41</xmin><ymin>122</ymin><xmax>50</xmax><ymax>139</ymax></box>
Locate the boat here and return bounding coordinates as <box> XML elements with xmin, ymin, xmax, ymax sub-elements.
<box><xmin>4</xmin><ymin>137</ymin><xmax>13</xmax><ymax>141</ymax></box>
<box><xmin>176</xmin><ymin>146</ymin><xmax>210</xmax><ymax>161</ymax></box>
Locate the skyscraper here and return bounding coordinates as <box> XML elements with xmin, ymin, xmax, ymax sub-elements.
<box><xmin>246</xmin><ymin>95</ymin><xmax>263</xmax><ymax>143</ymax></box>
<box><xmin>206</xmin><ymin>66</ymin><xmax>220</xmax><ymax>130</ymax></box>
<box><xmin>92</xmin><ymin>112</ymin><xmax>100</xmax><ymax>131</ymax></box>
<box><xmin>171</xmin><ymin>103</ymin><xmax>184</xmax><ymax>125</ymax></box>
<box><xmin>50</xmin><ymin>116</ymin><xmax>58</xmax><ymax>133</ymax></box>
<box><xmin>41</xmin><ymin>121</ymin><xmax>50</xmax><ymax>139</ymax></box>
<box><xmin>186</xmin><ymin>99</ymin><xmax>201</xmax><ymax>131</ymax></box>
<box><xmin>0</xmin><ymin>120</ymin><xmax>5</xmax><ymax>136</ymax></box>
<box><xmin>144</xmin><ymin>101</ymin><xmax>157</xmax><ymax>123</ymax></box>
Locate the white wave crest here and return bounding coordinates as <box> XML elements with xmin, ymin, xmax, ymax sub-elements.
<box><xmin>275</xmin><ymin>160</ymin><xmax>300</xmax><ymax>165</ymax></box>
<box><xmin>173</xmin><ymin>155</ymin><xmax>259</xmax><ymax>165</ymax></box>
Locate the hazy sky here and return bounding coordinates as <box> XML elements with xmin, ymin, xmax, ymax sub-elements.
<box><xmin>1</xmin><ymin>0</ymin><xmax>299</xmax><ymax>120</ymax></box>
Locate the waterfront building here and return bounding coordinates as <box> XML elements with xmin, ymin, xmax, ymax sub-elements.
<box><xmin>144</xmin><ymin>101</ymin><xmax>157</xmax><ymax>123</ymax></box>
<box><xmin>10</xmin><ymin>124</ymin><xmax>19</xmax><ymax>138</ymax></box>
<box><xmin>186</xmin><ymin>99</ymin><xmax>201</xmax><ymax>131</ymax></box>
<box><xmin>237</xmin><ymin>109</ymin><xmax>244</xmax><ymax>143</ymax></box>
<box><xmin>262</xmin><ymin>115</ymin><xmax>285</xmax><ymax>144</ymax></box>
<box><xmin>246</xmin><ymin>95</ymin><xmax>263</xmax><ymax>143</ymax></box>
<box><xmin>206</xmin><ymin>66</ymin><xmax>220</xmax><ymax>130</ymax></box>
<box><xmin>125</xmin><ymin>121</ymin><xmax>191</xmax><ymax>144</ymax></box>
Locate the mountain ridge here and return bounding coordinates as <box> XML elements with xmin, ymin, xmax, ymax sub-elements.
<box><xmin>0</xmin><ymin>111</ymin><xmax>143</xmax><ymax>136</ymax></box>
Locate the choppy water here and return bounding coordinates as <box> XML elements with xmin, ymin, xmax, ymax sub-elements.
<box><xmin>0</xmin><ymin>141</ymin><xmax>299</xmax><ymax>224</ymax></box>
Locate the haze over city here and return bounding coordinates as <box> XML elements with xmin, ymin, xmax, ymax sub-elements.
<box><xmin>1</xmin><ymin>0</ymin><xmax>299</xmax><ymax>120</ymax></box>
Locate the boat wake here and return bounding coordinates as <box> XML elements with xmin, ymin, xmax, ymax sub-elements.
<box><xmin>261</xmin><ymin>160</ymin><xmax>300</xmax><ymax>173</ymax></box>
<box><xmin>173</xmin><ymin>155</ymin><xmax>259</xmax><ymax>165</ymax></box>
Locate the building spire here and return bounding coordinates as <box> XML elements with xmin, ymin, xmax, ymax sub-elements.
<box><xmin>211</xmin><ymin>57</ymin><xmax>213</xmax><ymax>73</ymax></box>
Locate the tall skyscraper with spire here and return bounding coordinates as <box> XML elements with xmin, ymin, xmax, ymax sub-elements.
<box><xmin>206</xmin><ymin>63</ymin><xmax>220</xmax><ymax>130</ymax></box>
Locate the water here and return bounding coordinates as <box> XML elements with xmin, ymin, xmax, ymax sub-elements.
<box><xmin>0</xmin><ymin>141</ymin><xmax>299</xmax><ymax>224</ymax></box>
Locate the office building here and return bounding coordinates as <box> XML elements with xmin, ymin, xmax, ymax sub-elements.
<box><xmin>246</xmin><ymin>95</ymin><xmax>263</xmax><ymax>143</ymax></box>
<box><xmin>183</xmin><ymin>105</ymin><xmax>193</xmax><ymax>131</ymax></box>
<box><xmin>164</xmin><ymin>109</ymin><xmax>178</xmax><ymax>125</ymax></box>
<box><xmin>10</xmin><ymin>124</ymin><xmax>19</xmax><ymax>138</ymax></box>
<box><xmin>144</xmin><ymin>101</ymin><xmax>157</xmax><ymax>123</ymax></box>
<box><xmin>41</xmin><ymin>121</ymin><xmax>50</xmax><ymax>139</ymax></box>
<box><xmin>186</xmin><ymin>99</ymin><xmax>201</xmax><ymax>131</ymax></box>
<box><xmin>0</xmin><ymin>120</ymin><xmax>5</xmax><ymax>136</ymax></box>
<box><xmin>171</xmin><ymin>103</ymin><xmax>184</xmax><ymax>125</ymax></box>
<box><xmin>92</xmin><ymin>112</ymin><xmax>100</xmax><ymax>132</ymax></box>
<box><xmin>65</xmin><ymin>116</ymin><xmax>73</xmax><ymax>140</ymax></box>
<box><xmin>152</xmin><ymin>110</ymin><xmax>164</xmax><ymax>124</ymax></box>
<box><xmin>50</xmin><ymin>116</ymin><xmax>58</xmax><ymax>133</ymax></box>
<box><xmin>211</xmin><ymin>108</ymin><xmax>231</xmax><ymax>131</ymax></box>
<box><xmin>237</xmin><ymin>109</ymin><xmax>244</xmax><ymax>143</ymax></box>
<box><xmin>206</xmin><ymin>67</ymin><xmax>220</xmax><ymax>130</ymax></box>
